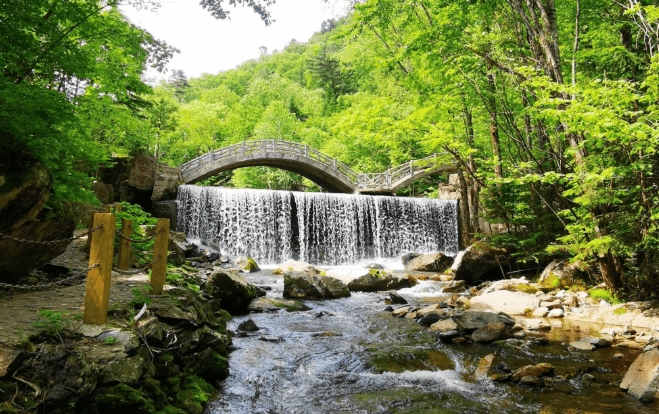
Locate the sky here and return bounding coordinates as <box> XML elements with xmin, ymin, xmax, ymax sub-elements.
<box><xmin>120</xmin><ymin>0</ymin><xmax>351</xmax><ymax>82</ymax></box>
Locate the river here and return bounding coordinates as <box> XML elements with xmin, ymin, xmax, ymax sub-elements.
<box><xmin>206</xmin><ymin>271</ymin><xmax>655</xmax><ymax>414</ymax></box>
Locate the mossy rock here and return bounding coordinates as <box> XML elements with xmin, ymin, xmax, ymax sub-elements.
<box><xmin>80</xmin><ymin>384</ymin><xmax>156</xmax><ymax>414</ymax></box>
<box><xmin>203</xmin><ymin>269</ymin><xmax>258</xmax><ymax>314</ymax></box>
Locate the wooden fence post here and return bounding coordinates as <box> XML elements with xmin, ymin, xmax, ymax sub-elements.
<box><xmin>83</xmin><ymin>213</ymin><xmax>116</xmax><ymax>325</ymax></box>
<box><xmin>150</xmin><ymin>218</ymin><xmax>169</xmax><ymax>295</ymax></box>
<box><xmin>85</xmin><ymin>211</ymin><xmax>96</xmax><ymax>253</ymax></box>
<box><xmin>117</xmin><ymin>218</ymin><xmax>132</xmax><ymax>270</ymax></box>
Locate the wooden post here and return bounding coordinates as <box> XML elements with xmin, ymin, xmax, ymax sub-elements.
<box><xmin>83</xmin><ymin>213</ymin><xmax>116</xmax><ymax>325</ymax></box>
<box><xmin>85</xmin><ymin>211</ymin><xmax>96</xmax><ymax>253</ymax></box>
<box><xmin>150</xmin><ymin>218</ymin><xmax>169</xmax><ymax>295</ymax></box>
<box><xmin>117</xmin><ymin>218</ymin><xmax>132</xmax><ymax>270</ymax></box>
<box><xmin>104</xmin><ymin>204</ymin><xmax>112</xmax><ymax>213</ymax></box>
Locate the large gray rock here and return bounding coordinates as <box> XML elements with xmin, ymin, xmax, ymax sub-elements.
<box><xmin>620</xmin><ymin>348</ymin><xmax>659</xmax><ymax>401</ymax></box>
<box><xmin>404</xmin><ymin>253</ymin><xmax>454</xmax><ymax>272</ymax></box>
<box><xmin>347</xmin><ymin>271</ymin><xmax>415</xmax><ymax>292</ymax></box>
<box><xmin>451</xmin><ymin>311</ymin><xmax>516</xmax><ymax>333</ymax></box>
<box><xmin>475</xmin><ymin>353</ymin><xmax>501</xmax><ymax>380</ymax></box>
<box><xmin>277</xmin><ymin>260</ymin><xmax>315</xmax><ymax>273</ymax></box>
<box><xmin>248</xmin><ymin>297</ymin><xmax>311</xmax><ymax>313</ymax></box>
<box><xmin>283</xmin><ymin>272</ymin><xmax>350</xmax><ymax>299</ymax></box>
<box><xmin>128</xmin><ymin>152</ymin><xmax>157</xmax><ymax>190</ymax></box>
<box><xmin>233</xmin><ymin>256</ymin><xmax>260</xmax><ymax>273</ymax></box>
<box><xmin>472</xmin><ymin>323</ymin><xmax>510</xmax><ymax>343</ymax></box>
<box><xmin>538</xmin><ymin>260</ymin><xmax>586</xmax><ymax>288</ymax></box>
<box><xmin>97</xmin><ymin>355</ymin><xmax>146</xmax><ymax>385</ymax></box>
<box><xmin>0</xmin><ymin>213</ymin><xmax>75</xmax><ymax>282</ymax></box>
<box><xmin>153</xmin><ymin>201</ymin><xmax>178</xmax><ymax>233</ymax></box>
<box><xmin>204</xmin><ymin>269</ymin><xmax>259</xmax><ymax>314</ymax></box>
<box><xmin>451</xmin><ymin>242</ymin><xmax>507</xmax><ymax>283</ymax></box>
<box><xmin>0</xmin><ymin>348</ymin><xmax>29</xmax><ymax>377</ymax></box>
<box><xmin>0</xmin><ymin>155</ymin><xmax>52</xmax><ymax>232</ymax></box>
<box><xmin>151</xmin><ymin>164</ymin><xmax>182</xmax><ymax>202</ymax></box>
<box><xmin>469</xmin><ymin>291</ymin><xmax>540</xmax><ymax>315</ymax></box>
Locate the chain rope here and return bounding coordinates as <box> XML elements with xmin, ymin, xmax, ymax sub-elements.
<box><xmin>0</xmin><ymin>263</ymin><xmax>99</xmax><ymax>292</ymax></box>
<box><xmin>0</xmin><ymin>225</ymin><xmax>104</xmax><ymax>246</ymax></box>
<box><xmin>115</xmin><ymin>227</ymin><xmax>163</xmax><ymax>244</ymax></box>
<box><xmin>112</xmin><ymin>254</ymin><xmax>162</xmax><ymax>275</ymax></box>
<box><xmin>0</xmin><ymin>218</ymin><xmax>166</xmax><ymax>292</ymax></box>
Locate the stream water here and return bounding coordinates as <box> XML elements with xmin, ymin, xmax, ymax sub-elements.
<box><xmin>206</xmin><ymin>271</ymin><xmax>657</xmax><ymax>414</ymax></box>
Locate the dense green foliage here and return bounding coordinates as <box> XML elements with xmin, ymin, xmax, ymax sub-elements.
<box><xmin>7</xmin><ymin>0</ymin><xmax>659</xmax><ymax>296</ymax></box>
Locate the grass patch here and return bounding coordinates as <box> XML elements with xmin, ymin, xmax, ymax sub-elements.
<box><xmin>589</xmin><ymin>288</ymin><xmax>623</xmax><ymax>305</ymax></box>
<box><xmin>613</xmin><ymin>306</ymin><xmax>628</xmax><ymax>315</ymax></box>
<box><xmin>517</xmin><ymin>284</ymin><xmax>538</xmax><ymax>294</ymax></box>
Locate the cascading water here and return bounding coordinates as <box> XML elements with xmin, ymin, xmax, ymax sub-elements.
<box><xmin>176</xmin><ymin>185</ymin><xmax>459</xmax><ymax>266</ymax></box>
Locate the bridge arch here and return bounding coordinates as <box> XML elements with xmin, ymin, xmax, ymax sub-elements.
<box><xmin>179</xmin><ymin>140</ymin><xmax>456</xmax><ymax>194</ymax></box>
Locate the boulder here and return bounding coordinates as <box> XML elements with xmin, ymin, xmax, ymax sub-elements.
<box><xmin>443</xmin><ymin>280</ymin><xmax>466</xmax><ymax>293</ymax></box>
<box><xmin>469</xmin><ymin>291</ymin><xmax>540</xmax><ymax>315</ymax></box>
<box><xmin>203</xmin><ymin>269</ymin><xmax>259</xmax><ymax>314</ymax></box>
<box><xmin>366</xmin><ymin>263</ymin><xmax>384</xmax><ymax>269</ymax></box>
<box><xmin>418</xmin><ymin>312</ymin><xmax>444</xmax><ymax>327</ymax></box>
<box><xmin>472</xmin><ymin>323</ymin><xmax>510</xmax><ymax>343</ymax></box>
<box><xmin>582</xmin><ymin>337</ymin><xmax>612</xmax><ymax>348</ymax></box>
<box><xmin>0</xmin><ymin>212</ymin><xmax>75</xmax><ymax>282</ymax></box>
<box><xmin>481</xmin><ymin>278</ymin><xmax>530</xmax><ymax>295</ymax></box>
<box><xmin>151</xmin><ymin>164</ymin><xmax>182</xmax><ymax>202</ymax></box>
<box><xmin>233</xmin><ymin>256</ymin><xmax>260</xmax><ymax>273</ymax></box>
<box><xmin>569</xmin><ymin>341</ymin><xmax>595</xmax><ymax>351</ymax></box>
<box><xmin>277</xmin><ymin>260</ymin><xmax>315</xmax><ymax>274</ymax></box>
<box><xmin>30</xmin><ymin>350</ymin><xmax>98</xmax><ymax>405</ymax></box>
<box><xmin>0</xmin><ymin>155</ymin><xmax>52</xmax><ymax>232</ymax></box>
<box><xmin>389</xmin><ymin>291</ymin><xmax>408</xmax><ymax>304</ymax></box>
<box><xmin>283</xmin><ymin>272</ymin><xmax>350</xmax><ymax>300</ymax></box>
<box><xmin>248</xmin><ymin>297</ymin><xmax>311</xmax><ymax>313</ymax></box>
<box><xmin>451</xmin><ymin>242</ymin><xmax>507</xmax><ymax>284</ymax></box>
<box><xmin>451</xmin><ymin>311</ymin><xmax>516</xmax><ymax>333</ymax></box>
<box><xmin>404</xmin><ymin>253</ymin><xmax>454</xmax><ymax>272</ymax></box>
<box><xmin>547</xmin><ymin>309</ymin><xmax>564</xmax><ymax>318</ymax></box>
<box><xmin>0</xmin><ymin>348</ymin><xmax>29</xmax><ymax>377</ymax></box>
<box><xmin>168</xmin><ymin>231</ymin><xmax>190</xmax><ymax>266</ymax></box>
<box><xmin>401</xmin><ymin>253</ymin><xmax>421</xmax><ymax>266</ymax></box>
<box><xmin>153</xmin><ymin>201</ymin><xmax>178</xmax><ymax>233</ymax></box>
<box><xmin>532</xmin><ymin>307</ymin><xmax>549</xmax><ymax>317</ymax></box>
<box><xmin>237</xmin><ymin>319</ymin><xmax>259</xmax><ymax>332</ymax></box>
<box><xmin>392</xmin><ymin>307</ymin><xmax>410</xmax><ymax>317</ymax></box>
<box><xmin>429</xmin><ymin>319</ymin><xmax>458</xmax><ymax>332</ymax></box>
<box><xmin>475</xmin><ymin>353</ymin><xmax>501</xmax><ymax>380</ymax></box>
<box><xmin>97</xmin><ymin>355</ymin><xmax>146</xmax><ymax>385</ymax></box>
<box><xmin>92</xmin><ymin>181</ymin><xmax>110</xmax><ymax>204</ymax></box>
<box><xmin>538</xmin><ymin>260</ymin><xmax>586</xmax><ymax>288</ymax></box>
<box><xmin>512</xmin><ymin>363</ymin><xmax>554</xmax><ymax>381</ymax></box>
<box><xmin>620</xmin><ymin>349</ymin><xmax>659</xmax><ymax>402</ymax></box>
<box><xmin>347</xmin><ymin>271</ymin><xmax>415</xmax><ymax>292</ymax></box>
<box><xmin>128</xmin><ymin>152</ymin><xmax>157</xmax><ymax>190</ymax></box>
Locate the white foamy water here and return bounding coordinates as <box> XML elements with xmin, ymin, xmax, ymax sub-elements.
<box><xmin>177</xmin><ymin>186</ymin><xmax>459</xmax><ymax>266</ymax></box>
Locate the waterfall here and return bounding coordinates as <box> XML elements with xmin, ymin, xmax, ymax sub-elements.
<box><xmin>177</xmin><ymin>185</ymin><xmax>459</xmax><ymax>266</ymax></box>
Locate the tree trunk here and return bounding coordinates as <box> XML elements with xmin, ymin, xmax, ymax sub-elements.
<box><xmin>597</xmin><ymin>252</ymin><xmax>623</xmax><ymax>291</ymax></box>
<box><xmin>486</xmin><ymin>69</ymin><xmax>503</xmax><ymax>179</ymax></box>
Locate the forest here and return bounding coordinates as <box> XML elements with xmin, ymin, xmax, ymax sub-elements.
<box><xmin>3</xmin><ymin>0</ymin><xmax>659</xmax><ymax>299</ymax></box>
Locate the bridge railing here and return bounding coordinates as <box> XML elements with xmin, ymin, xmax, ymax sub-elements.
<box><xmin>180</xmin><ymin>141</ymin><xmax>452</xmax><ymax>192</ymax></box>
<box><xmin>180</xmin><ymin>140</ymin><xmax>360</xmax><ymax>183</ymax></box>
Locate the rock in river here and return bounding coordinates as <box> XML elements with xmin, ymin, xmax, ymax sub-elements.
<box><xmin>284</xmin><ymin>272</ymin><xmax>350</xmax><ymax>299</ymax></box>
<box><xmin>404</xmin><ymin>252</ymin><xmax>454</xmax><ymax>272</ymax></box>
<box><xmin>472</xmin><ymin>323</ymin><xmax>510</xmax><ymax>343</ymax></box>
<box><xmin>203</xmin><ymin>268</ymin><xmax>260</xmax><ymax>314</ymax></box>
<box><xmin>451</xmin><ymin>311</ymin><xmax>516</xmax><ymax>333</ymax></box>
<box><xmin>620</xmin><ymin>348</ymin><xmax>659</xmax><ymax>402</ymax></box>
<box><xmin>347</xmin><ymin>271</ymin><xmax>415</xmax><ymax>292</ymax></box>
<box><xmin>469</xmin><ymin>290</ymin><xmax>540</xmax><ymax>315</ymax></box>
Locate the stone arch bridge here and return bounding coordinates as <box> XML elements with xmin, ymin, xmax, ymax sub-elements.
<box><xmin>179</xmin><ymin>140</ymin><xmax>456</xmax><ymax>194</ymax></box>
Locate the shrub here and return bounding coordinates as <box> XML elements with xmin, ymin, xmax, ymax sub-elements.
<box><xmin>589</xmin><ymin>289</ymin><xmax>623</xmax><ymax>305</ymax></box>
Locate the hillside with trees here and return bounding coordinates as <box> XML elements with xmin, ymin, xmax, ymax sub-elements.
<box><xmin>5</xmin><ymin>0</ymin><xmax>659</xmax><ymax>299</ymax></box>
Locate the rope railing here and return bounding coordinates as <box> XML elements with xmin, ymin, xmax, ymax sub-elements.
<box><xmin>0</xmin><ymin>225</ymin><xmax>104</xmax><ymax>246</ymax></box>
<box><xmin>0</xmin><ymin>262</ymin><xmax>100</xmax><ymax>292</ymax></box>
<box><xmin>0</xmin><ymin>210</ymin><xmax>171</xmax><ymax>325</ymax></box>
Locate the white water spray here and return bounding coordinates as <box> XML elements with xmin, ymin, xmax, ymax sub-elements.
<box><xmin>177</xmin><ymin>186</ymin><xmax>458</xmax><ymax>266</ymax></box>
